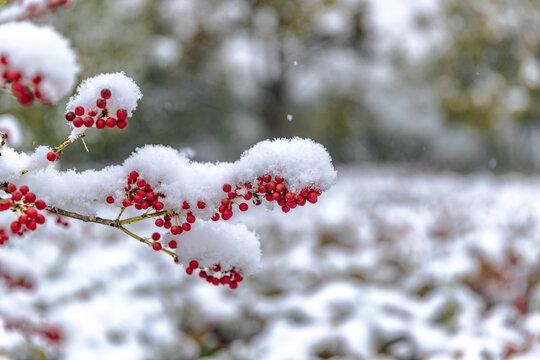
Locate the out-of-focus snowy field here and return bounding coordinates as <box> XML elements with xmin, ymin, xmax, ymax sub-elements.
<box><xmin>2</xmin><ymin>166</ymin><xmax>540</xmax><ymax>359</ymax></box>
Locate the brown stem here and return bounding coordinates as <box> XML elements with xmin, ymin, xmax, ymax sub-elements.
<box><xmin>0</xmin><ymin>182</ymin><xmax>177</xmax><ymax>258</ymax></box>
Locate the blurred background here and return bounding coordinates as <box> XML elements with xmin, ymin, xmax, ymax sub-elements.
<box><xmin>4</xmin><ymin>0</ymin><xmax>540</xmax><ymax>171</ymax></box>
<box><xmin>4</xmin><ymin>0</ymin><xmax>540</xmax><ymax>359</ymax></box>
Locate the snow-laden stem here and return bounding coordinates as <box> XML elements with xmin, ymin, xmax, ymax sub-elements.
<box><xmin>0</xmin><ymin>182</ymin><xmax>177</xmax><ymax>258</ymax></box>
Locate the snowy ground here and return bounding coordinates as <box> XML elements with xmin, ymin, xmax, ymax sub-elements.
<box><xmin>2</xmin><ymin>166</ymin><xmax>540</xmax><ymax>359</ymax></box>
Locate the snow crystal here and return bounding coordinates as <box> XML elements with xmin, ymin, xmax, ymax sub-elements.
<box><xmin>66</xmin><ymin>72</ymin><xmax>142</xmax><ymax>118</ymax></box>
<box><xmin>0</xmin><ymin>22</ymin><xmax>79</xmax><ymax>103</ymax></box>
<box><xmin>174</xmin><ymin>221</ymin><xmax>261</xmax><ymax>275</ymax></box>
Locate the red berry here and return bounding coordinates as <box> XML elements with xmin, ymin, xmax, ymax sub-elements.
<box><xmin>223</xmin><ymin>184</ymin><xmax>232</xmax><ymax>192</ymax></box>
<box><xmin>243</xmin><ymin>192</ymin><xmax>253</xmax><ymax>200</ymax></box>
<box><xmin>189</xmin><ymin>260</ymin><xmax>199</xmax><ymax>269</ymax></box>
<box><xmin>222</xmin><ymin>209</ymin><xmax>233</xmax><ymax>220</ymax></box>
<box><xmin>164</xmin><ymin>221</ymin><xmax>172</xmax><ymax>229</ymax></box>
<box><xmin>116</xmin><ymin>109</ymin><xmax>128</xmax><ymax>121</ymax></box>
<box><xmin>186</xmin><ymin>267</ymin><xmax>193</xmax><ymax>275</ymax></box>
<box><xmin>26</xmin><ymin>207</ymin><xmax>37</xmax><ymax>219</ymax></box>
<box><xmin>74</xmin><ymin>106</ymin><xmax>85</xmax><ymax>116</ymax></box>
<box><xmin>88</xmin><ymin>110</ymin><xmax>98</xmax><ymax>117</ymax></box>
<box><xmin>211</xmin><ymin>213</ymin><xmax>220</xmax><ymax>221</ymax></box>
<box><xmin>18</xmin><ymin>214</ymin><xmax>28</xmax><ymax>224</ymax></box>
<box><xmin>168</xmin><ymin>240</ymin><xmax>177</xmax><ymax>249</ymax></box>
<box><xmin>122</xmin><ymin>198</ymin><xmax>131</xmax><ymax>207</ymax></box>
<box><xmin>11</xmin><ymin>191</ymin><xmax>22</xmax><ymax>201</ymax></box>
<box><xmin>235</xmin><ymin>275</ymin><xmax>243</xmax><ymax>282</ymax></box>
<box><xmin>152</xmin><ymin>242</ymin><xmax>162</xmax><ymax>251</ymax></box>
<box><xmin>155</xmin><ymin>218</ymin><xmax>164</xmax><ymax>227</ymax></box>
<box><xmin>272</xmin><ymin>192</ymin><xmax>281</xmax><ymax>201</ymax></box>
<box><xmin>96</xmin><ymin>98</ymin><xmax>107</xmax><ymax>108</ymax></box>
<box><xmin>105</xmin><ymin>117</ymin><xmax>116</xmax><ymax>128</ymax></box>
<box><xmin>24</xmin><ymin>193</ymin><xmax>36</xmax><ymax>203</ymax></box>
<box><xmin>96</xmin><ymin>119</ymin><xmax>106</xmax><ymax>129</ymax></box>
<box><xmin>186</xmin><ymin>213</ymin><xmax>195</xmax><ymax>223</ymax></box>
<box><xmin>221</xmin><ymin>198</ymin><xmax>230</xmax><ymax>207</ymax></box>
<box><xmin>36</xmin><ymin>214</ymin><xmax>45</xmax><ymax>224</ymax></box>
<box><xmin>197</xmin><ymin>201</ymin><xmax>206</xmax><ymax>209</ymax></box>
<box><xmin>83</xmin><ymin>116</ymin><xmax>94</xmax><ymax>127</ymax></box>
<box><xmin>47</xmin><ymin>151</ymin><xmax>57</xmax><ymax>162</ymax></box>
<box><xmin>276</xmin><ymin>184</ymin><xmax>286</xmax><ymax>193</ymax></box>
<box><xmin>106</xmin><ymin>196</ymin><xmax>114</xmax><ymax>204</ymax></box>
<box><xmin>35</xmin><ymin>200</ymin><xmax>46</xmax><ymax>210</ymax></box>
<box><xmin>26</xmin><ymin>221</ymin><xmax>36</xmax><ymax>230</ymax></box>
<box><xmin>5</xmin><ymin>69</ymin><xmax>21</xmax><ymax>82</ymax></box>
<box><xmin>73</xmin><ymin>117</ymin><xmax>83</xmax><ymax>127</ymax></box>
<box><xmin>307</xmin><ymin>192</ymin><xmax>318</xmax><ymax>204</ymax></box>
<box><xmin>154</xmin><ymin>202</ymin><xmax>164</xmax><ymax>211</ymax></box>
<box><xmin>262</xmin><ymin>175</ymin><xmax>271</xmax><ymax>183</ymax></box>
<box><xmin>221</xmin><ymin>276</ymin><xmax>231</xmax><ymax>285</ymax></box>
<box><xmin>285</xmin><ymin>192</ymin><xmax>295</xmax><ymax>202</ymax></box>
<box><xmin>275</xmin><ymin>175</ymin><xmax>284</xmax><ymax>183</ymax></box>
<box><xmin>182</xmin><ymin>223</ymin><xmax>191</xmax><ymax>231</ymax></box>
<box><xmin>0</xmin><ymin>55</ymin><xmax>7</xmax><ymax>65</ymax></box>
<box><xmin>258</xmin><ymin>185</ymin><xmax>267</xmax><ymax>193</ymax></box>
<box><xmin>100</xmin><ymin>88</ymin><xmax>111</xmax><ymax>99</ymax></box>
<box><xmin>129</xmin><ymin>171</ymin><xmax>139</xmax><ymax>181</ymax></box>
<box><xmin>212</xmin><ymin>278</ymin><xmax>220</xmax><ymax>286</ymax></box>
<box><xmin>10</xmin><ymin>221</ymin><xmax>20</xmax><ymax>233</ymax></box>
<box><xmin>182</xmin><ymin>201</ymin><xmax>190</xmax><ymax>209</ymax></box>
<box><xmin>301</xmin><ymin>188</ymin><xmax>309</xmax><ymax>197</ymax></box>
<box><xmin>199</xmin><ymin>271</ymin><xmax>207</xmax><ymax>278</ymax></box>
<box><xmin>65</xmin><ymin>112</ymin><xmax>75</xmax><ymax>121</ymax></box>
<box><xmin>267</xmin><ymin>181</ymin><xmax>276</xmax><ymax>191</ymax></box>
<box><xmin>7</xmin><ymin>184</ymin><xmax>16</xmax><ymax>193</ymax></box>
<box><xmin>152</xmin><ymin>232</ymin><xmax>161</xmax><ymax>241</ymax></box>
<box><xmin>116</xmin><ymin>120</ymin><xmax>127</xmax><ymax>129</ymax></box>
<box><xmin>136</xmin><ymin>179</ymin><xmax>146</xmax><ymax>188</ymax></box>
<box><xmin>229</xmin><ymin>282</ymin><xmax>238</xmax><ymax>289</ymax></box>
<box><xmin>287</xmin><ymin>201</ymin><xmax>297</xmax><ymax>208</ymax></box>
<box><xmin>174</xmin><ymin>256</ymin><xmax>179</xmax><ymax>264</ymax></box>
<box><xmin>171</xmin><ymin>225</ymin><xmax>182</xmax><ymax>235</ymax></box>
<box><xmin>265</xmin><ymin>194</ymin><xmax>273</xmax><ymax>202</ymax></box>
<box><xmin>239</xmin><ymin>203</ymin><xmax>248</xmax><ymax>211</ymax></box>
<box><xmin>282</xmin><ymin>206</ymin><xmax>290</xmax><ymax>213</ymax></box>
<box><xmin>19</xmin><ymin>185</ymin><xmax>29</xmax><ymax>195</ymax></box>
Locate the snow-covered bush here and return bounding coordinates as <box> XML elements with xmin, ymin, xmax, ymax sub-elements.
<box><xmin>0</xmin><ymin>4</ymin><xmax>336</xmax><ymax>292</ymax></box>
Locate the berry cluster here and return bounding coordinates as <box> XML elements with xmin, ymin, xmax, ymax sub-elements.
<box><xmin>64</xmin><ymin>88</ymin><xmax>128</xmax><ymax>129</ymax></box>
<box><xmin>151</xmin><ymin>200</ymin><xmax>206</xmax><ymax>248</ymax></box>
<box><xmin>4</xmin><ymin>319</ymin><xmax>62</xmax><ymax>344</ymax></box>
<box><xmin>0</xmin><ymin>262</ymin><xmax>34</xmax><ymax>290</ymax></box>
<box><xmin>111</xmin><ymin>171</ymin><xmax>166</xmax><ymax>211</ymax></box>
<box><xmin>0</xmin><ymin>184</ymin><xmax>46</xmax><ymax>242</ymax></box>
<box><xmin>184</xmin><ymin>260</ymin><xmax>243</xmax><ymax>289</ymax></box>
<box><xmin>0</xmin><ymin>55</ymin><xmax>47</xmax><ymax>106</ymax></box>
<box><xmin>213</xmin><ymin>174</ymin><xmax>321</xmax><ymax>221</ymax></box>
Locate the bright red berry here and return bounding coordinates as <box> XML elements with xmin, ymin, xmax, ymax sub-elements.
<box><xmin>96</xmin><ymin>119</ymin><xmax>106</xmax><ymax>129</ymax></box>
<box><xmin>189</xmin><ymin>260</ymin><xmax>199</xmax><ymax>269</ymax></box>
<box><xmin>262</xmin><ymin>175</ymin><xmax>271</xmax><ymax>183</ymax></box>
<box><xmin>65</xmin><ymin>112</ymin><xmax>75</xmax><ymax>121</ymax></box>
<box><xmin>73</xmin><ymin>117</ymin><xmax>83</xmax><ymax>127</ymax></box>
<box><xmin>19</xmin><ymin>185</ymin><xmax>29</xmax><ymax>195</ymax></box>
<box><xmin>100</xmin><ymin>88</ymin><xmax>111</xmax><ymax>99</ymax></box>
<box><xmin>26</xmin><ymin>221</ymin><xmax>36</xmax><ymax>231</ymax></box>
<box><xmin>11</xmin><ymin>192</ymin><xmax>22</xmax><ymax>201</ymax></box>
<box><xmin>26</xmin><ymin>207</ymin><xmax>37</xmax><ymax>219</ymax></box>
<box><xmin>122</xmin><ymin>198</ymin><xmax>131</xmax><ymax>207</ymax></box>
<box><xmin>36</xmin><ymin>214</ymin><xmax>45</xmax><ymax>224</ymax></box>
<box><xmin>285</xmin><ymin>192</ymin><xmax>295</xmax><ymax>202</ymax></box>
<box><xmin>24</xmin><ymin>193</ymin><xmax>36</xmax><ymax>203</ymax></box>
<box><xmin>171</xmin><ymin>225</ymin><xmax>182</xmax><ymax>235</ymax></box>
<box><xmin>182</xmin><ymin>201</ymin><xmax>190</xmax><ymax>209</ymax></box>
<box><xmin>267</xmin><ymin>181</ymin><xmax>276</xmax><ymax>191</ymax></box>
<box><xmin>243</xmin><ymin>192</ymin><xmax>253</xmax><ymax>200</ymax></box>
<box><xmin>211</xmin><ymin>213</ymin><xmax>220</xmax><ymax>221</ymax></box>
<box><xmin>129</xmin><ymin>171</ymin><xmax>139</xmax><ymax>181</ymax></box>
<box><xmin>154</xmin><ymin>202</ymin><xmax>164</xmax><ymax>210</ymax></box>
<box><xmin>222</xmin><ymin>209</ymin><xmax>233</xmax><ymax>220</ymax></box>
<box><xmin>74</xmin><ymin>106</ymin><xmax>85</xmax><ymax>116</ymax></box>
<box><xmin>186</xmin><ymin>268</ymin><xmax>193</xmax><ymax>275</ymax></box>
<box><xmin>168</xmin><ymin>240</ymin><xmax>177</xmax><ymax>249</ymax></box>
<box><xmin>229</xmin><ymin>282</ymin><xmax>238</xmax><ymax>289</ymax></box>
<box><xmin>276</xmin><ymin>184</ymin><xmax>286</xmax><ymax>193</ymax></box>
<box><xmin>182</xmin><ymin>223</ymin><xmax>191</xmax><ymax>231</ymax></box>
<box><xmin>275</xmin><ymin>175</ymin><xmax>284</xmax><ymax>183</ymax></box>
<box><xmin>223</xmin><ymin>184</ymin><xmax>232</xmax><ymax>192</ymax></box>
<box><xmin>152</xmin><ymin>242</ymin><xmax>162</xmax><ymax>251</ymax></box>
<box><xmin>282</xmin><ymin>206</ymin><xmax>290</xmax><ymax>213</ymax></box>
<box><xmin>46</xmin><ymin>154</ymin><xmax>58</xmax><ymax>167</ymax></box>
<box><xmin>272</xmin><ymin>192</ymin><xmax>281</xmax><ymax>201</ymax></box>
<box><xmin>10</xmin><ymin>221</ymin><xmax>20</xmax><ymax>233</ymax></box>
<box><xmin>96</xmin><ymin>98</ymin><xmax>107</xmax><ymax>108</ymax></box>
<box><xmin>186</xmin><ymin>213</ymin><xmax>195</xmax><ymax>223</ymax></box>
<box><xmin>83</xmin><ymin>117</ymin><xmax>94</xmax><ymax>127</ymax></box>
<box><xmin>258</xmin><ymin>185</ymin><xmax>267</xmax><ymax>193</ymax></box>
<box><xmin>116</xmin><ymin>120</ymin><xmax>127</xmax><ymax>129</ymax></box>
<box><xmin>106</xmin><ymin>196</ymin><xmax>114</xmax><ymax>204</ymax></box>
<box><xmin>197</xmin><ymin>201</ymin><xmax>206</xmax><ymax>209</ymax></box>
<box><xmin>239</xmin><ymin>203</ymin><xmax>248</xmax><ymax>211</ymax></box>
<box><xmin>152</xmin><ymin>232</ymin><xmax>161</xmax><ymax>241</ymax></box>
<box><xmin>155</xmin><ymin>218</ymin><xmax>164</xmax><ymax>227</ymax></box>
<box><xmin>116</xmin><ymin>109</ymin><xmax>128</xmax><ymax>121</ymax></box>
<box><xmin>7</xmin><ymin>184</ymin><xmax>16</xmax><ymax>193</ymax></box>
<box><xmin>35</xmin><ymin>200</ymin><xmax>46</xmax><ymax>210</ymax></box>
<box><xmin>88</xmin><ymin>110</ymin><xmax>98</xmax><ymax>117</ymax></box>
<box><xmin>307</xmin><ymin>192</ymin><xmax>318</xmax><ymax>203</ymax></box>
<box><xmin>105</xmin><ymin>117</ymin><xmax>116</xmax><ymax>128</ymax></box>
